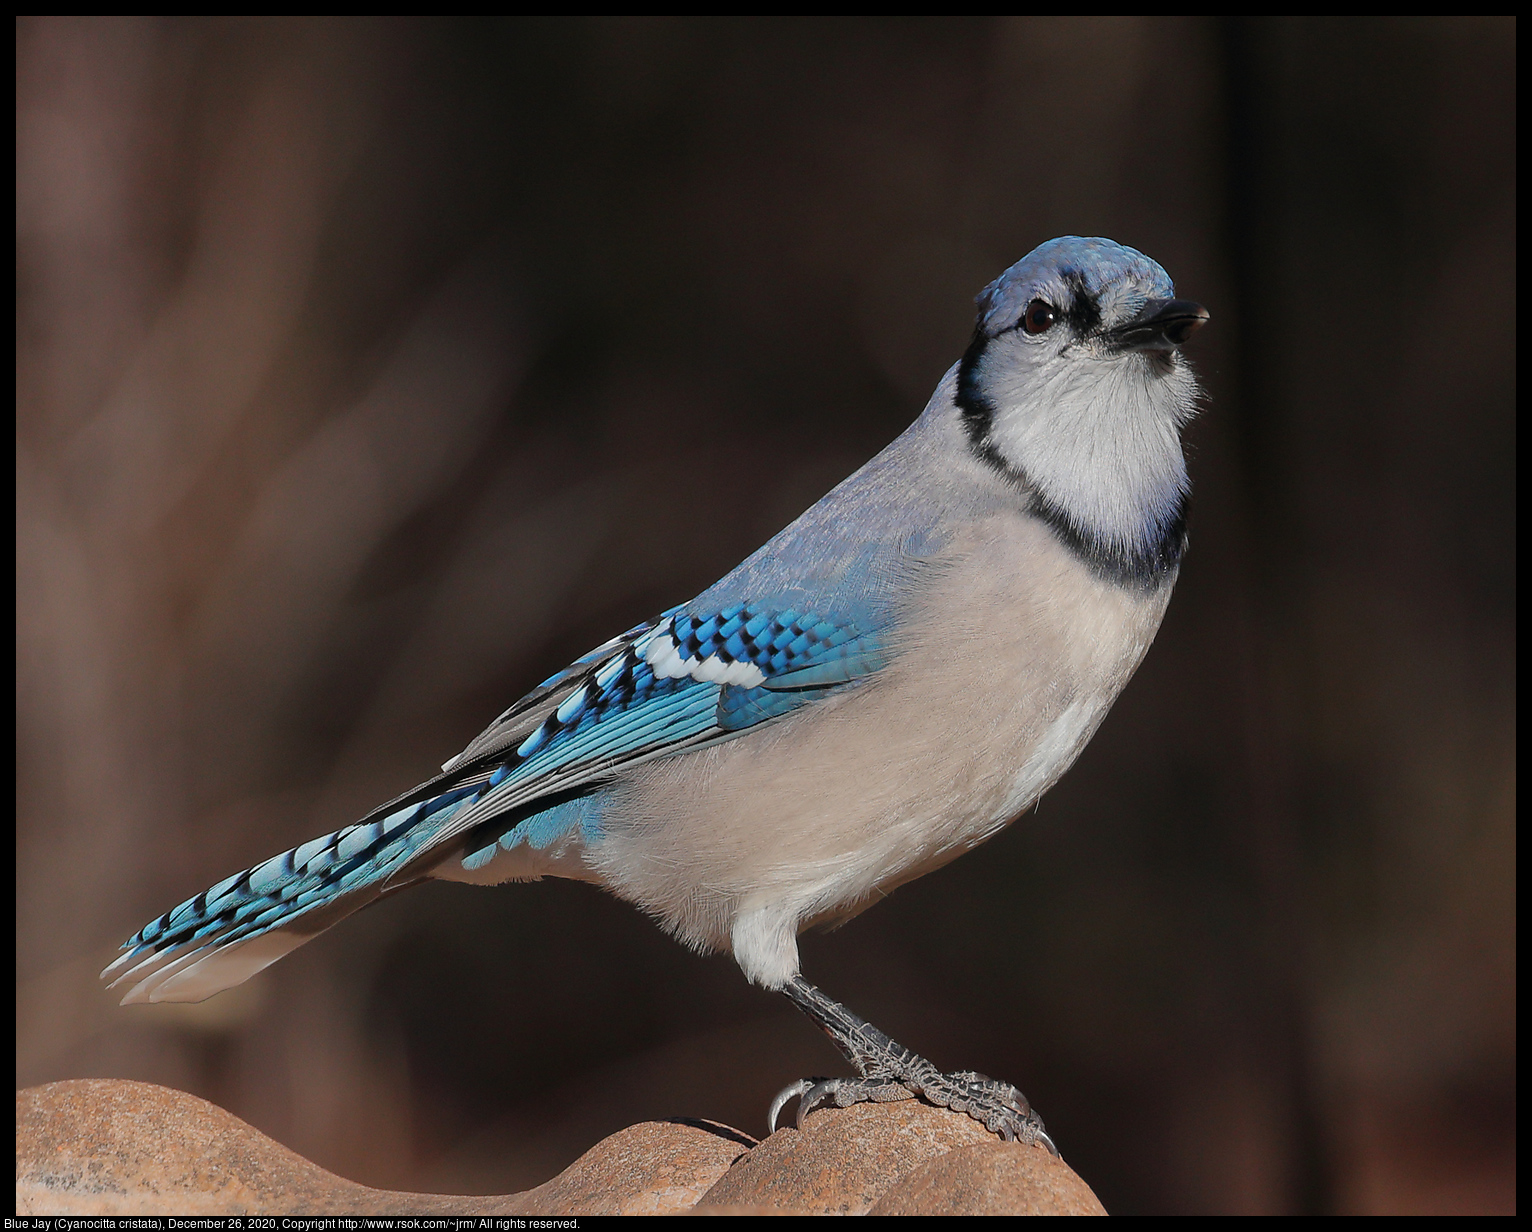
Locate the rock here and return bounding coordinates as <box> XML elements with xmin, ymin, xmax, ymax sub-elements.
<box><xmin>697</xmin><ymin>1099</ymin><xmax>1104</xmax><ymax>1215</ymax></box>
<box><xmin>503</xmin><ymin>1118</ymin><xmax>754</xmax><ymax>1216</ymax></box>
<box><xmin>16</xmin><ymin>1078</ymin><xmax>1105</xmax><ymax>1215</ymax></box>
<box><xmin>870</xmin><ymin>1141</ymin><xmax>1107</xmax><ymax>1215</ymax></box>
<box><xmin>16</xmin><ymin>1080</ymin><xmax>748</xmax><ymax>1216</ymax></box>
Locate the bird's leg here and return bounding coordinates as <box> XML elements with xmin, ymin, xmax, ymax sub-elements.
<box><xmin>770</xmin><ymin>974</ymin><xmax>1057</xmax><ymax>1154</ymax></box>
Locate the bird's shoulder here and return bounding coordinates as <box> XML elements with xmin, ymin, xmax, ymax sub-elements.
<box><xmin>435</xmin><ymin>393</ymin><xmax>1000</xmax><ymax>800</ymax></box>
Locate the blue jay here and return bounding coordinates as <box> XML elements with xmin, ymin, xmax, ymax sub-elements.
<box><xmin>103</xmin><ymin>236</ymin><xmax>1207</xmax><ymax>1152</ymax></box>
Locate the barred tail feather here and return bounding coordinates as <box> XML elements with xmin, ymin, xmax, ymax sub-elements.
<box><xmin>103</xmin><ymin>917</ymin><xmax>333</xmax><ymax>1006</ymax></box>
<box><xmin>102</xmin><ymin>777</ymin><xmax>498</xmax><ymax>1004</ymax></box>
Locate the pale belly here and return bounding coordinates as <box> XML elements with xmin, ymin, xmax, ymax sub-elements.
<box><xmin>584</xmin><ymin>516</ymin><xmax>1175</xmax><ymax>985</ymax></box>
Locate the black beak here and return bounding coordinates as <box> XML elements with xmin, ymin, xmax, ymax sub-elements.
<box><xmin>1107</xmin><ymin>298</ymin><xmax>1209</xmax><ymax>352</ymax></box>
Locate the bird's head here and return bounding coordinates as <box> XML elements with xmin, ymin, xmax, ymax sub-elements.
<box><xmin>957</xmin><ymin>236</ymin><xmax>1208</xmax><ymax>587</ymax></box>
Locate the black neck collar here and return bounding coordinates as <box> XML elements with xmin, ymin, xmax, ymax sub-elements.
<box><xmin>955</xmin><ymin>329</ymin><xmax>1187</xmax><ymax>592</ymax></box>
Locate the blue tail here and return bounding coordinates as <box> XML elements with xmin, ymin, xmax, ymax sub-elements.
<box><xmin>101</xmin><ymin>777</ymin><xmax>500</xmax><ymax>1004</ymax></box>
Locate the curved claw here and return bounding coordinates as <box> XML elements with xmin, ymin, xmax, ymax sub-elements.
<box><xmin>767</xmin><ymin>1078</ymin><xmax>816</xmax><ymax>1134</ymax></box>
<box><xmin>796</xmin><ymin>1078</ymin><xmax>844</xmax><ymax>1129</ymax></box>
<box><xmin>767</xmin><ymin>1065</ymin><xmax>1057</xmax><ymax>1152</ymax></box>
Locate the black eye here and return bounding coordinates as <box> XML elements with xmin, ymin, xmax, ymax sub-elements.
<box><xmin>1022</xmin><ymin>299</ymin><xmax>1057</xmax><ymax>335</ymax></box>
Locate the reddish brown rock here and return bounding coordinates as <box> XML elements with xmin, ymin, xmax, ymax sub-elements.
<box><xmin>19</xmin><ymin>1079</ymin><xmax>416</xmax><ymax>1215</ymax></box>
<box><xmin>503</xmin><ymin>1118</ymin><xmax>754</xmax><ymax>1215</ymax></box>
<box><xmin>16</xmin><ymin>1078</ymin><xmax>1105</xmax><ymax>1215</ymax></box>
<box><xmin>697</xmin><ymin>1098</ymin><xmax>1104</xmax><ymax>1215</ymax></box>
<box><xmin>870</xmin><ymin>1140</ymin><xmax>1107</xmax><ymax>1215</ymax></box>
<box><xmin>15</xmin><ymin>1079</ymin><xmax>748</xmax><ymax>1216</ymax></box>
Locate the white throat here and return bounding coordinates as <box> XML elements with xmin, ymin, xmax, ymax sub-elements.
<box><xmin>980</xmin><ymin>343</ymin><xmax>1198</xmax><ymax>554</ymax></box>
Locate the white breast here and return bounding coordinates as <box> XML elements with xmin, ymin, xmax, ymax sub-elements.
<box><xmin>585</xmin><ymin>510</ymin><xmax>1175</xmax><ymax>987</ymax></box>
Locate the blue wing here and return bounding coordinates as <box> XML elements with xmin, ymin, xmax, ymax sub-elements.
<box><xmin>104</xmin><ymin>599</ymin><xmax>889</xmax><ymax>1002</ymax></box>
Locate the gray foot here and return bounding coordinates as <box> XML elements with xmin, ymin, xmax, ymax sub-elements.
<box><xmin>772</xmin><ymin>975</ymin><xmax>1058</xmax><ymax>1154</ymax></box>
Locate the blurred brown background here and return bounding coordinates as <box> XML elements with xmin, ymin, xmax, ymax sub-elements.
<box><xmin>16</xmin><ymin>17</ymin><xmax>1514</xmax><ymax>1215</ymax></box>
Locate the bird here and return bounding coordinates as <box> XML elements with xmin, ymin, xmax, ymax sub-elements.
<box><xmin>103</xmin><ymin>235</ymin><xmax>1208</xmax><ymax>1153</ymax></box>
